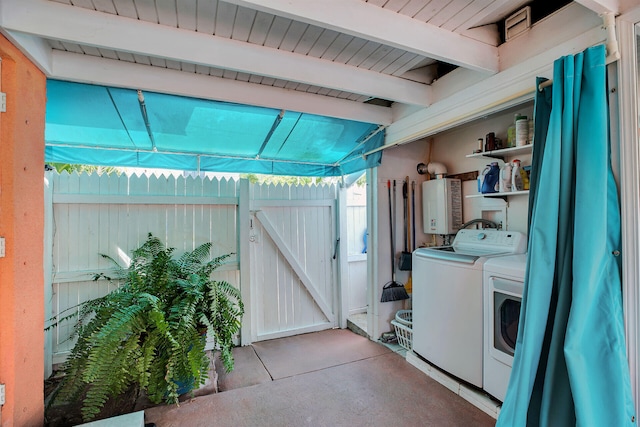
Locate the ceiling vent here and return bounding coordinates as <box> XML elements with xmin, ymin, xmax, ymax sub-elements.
<box><xmin>505</xmin><ymin>6</ymin><xmax>531</xmax><ymax>41</ymax></box>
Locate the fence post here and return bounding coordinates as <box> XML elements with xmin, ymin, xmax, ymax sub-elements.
<box><xmin>43</xmin><ymin>172</ymin><xmax>54</xmax><ymax>379</ymax></box>
<box><xmin>238</xmin><ymin>178</ymin><xmax>252</xmax><ymax>346</ymax></box>
<box><xmin>367</xmin><ymin>168</ymin><xmax>379</xmax><ymax>341</ymax></box>
<box><xmin>337</xmin><ymin>185</ymin><xmax>349</xmax><ymax>329</ymax></box>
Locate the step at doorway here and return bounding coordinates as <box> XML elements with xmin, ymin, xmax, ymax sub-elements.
<box><xmin>347</xmin><ymin>312</ymin><xmax>367</xmax><ymax>338</ymax></box>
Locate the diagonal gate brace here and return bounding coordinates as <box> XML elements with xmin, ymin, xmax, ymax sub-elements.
<box><xmin>255</xmin><ymin>210</ymin><xmax>335</xmax><ymax>323</ymax></box>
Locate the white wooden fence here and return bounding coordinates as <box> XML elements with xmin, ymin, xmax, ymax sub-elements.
<box><xmin>44</xmin><ymin>172</ymin><xmax>240</xmax><ymax>369</ymax></box>
<box><xmin>346</xmin><ymin>204</ymin><xmax>367</xmax><ymax>315</ymax></box>
<box><xmin>44</xmin><ymin>172</ymin><xmax>367</xmax><ymax>375</ymax></box>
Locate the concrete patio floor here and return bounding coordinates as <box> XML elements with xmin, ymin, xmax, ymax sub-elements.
<box><xmin>145</xmin><ymin>329</ymin><xmax>496</xmax><ymax>426</ymax></box>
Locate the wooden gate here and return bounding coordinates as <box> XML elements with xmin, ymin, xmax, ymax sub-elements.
<box><xmin>249</xmin><ymin>183</ymin><xmax>339</xmax><ymax>341</ymax></box>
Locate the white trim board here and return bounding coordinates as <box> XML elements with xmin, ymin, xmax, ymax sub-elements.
<box><xmin>616</xmin><ymin>7</ymin><xmax>640</xmax><ymax>414</ymax></box>
<box><xmin>406</xmin><ymin>351</ymin><xmax>501</xmax><ymax>420</ymax></box>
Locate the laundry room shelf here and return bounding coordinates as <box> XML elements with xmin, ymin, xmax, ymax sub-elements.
<box><xmin>465</xmin><ymin>144</ymin><xmax>533</xmax><ymax>160</ymax></box>
<box><xmin>466</xmin><ymin>190</ymin><xmax>529</xmax><ymax>198</ymax></box>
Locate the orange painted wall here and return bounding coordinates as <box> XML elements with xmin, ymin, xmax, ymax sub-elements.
<box><xmin>0</xmin><ymin>35</ymin><xmax>46</xmax><ymax>426</ymax></box>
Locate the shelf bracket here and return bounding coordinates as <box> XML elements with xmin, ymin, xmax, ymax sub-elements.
<box><xmin>478</xmin><ymin>151</ymin><xmax>505</xmax><ymax>161</ymax></box>
<box><xmin>446</xmin><ymin>170</ymin><xmax>478</xmax><ymax>182</ymax></box>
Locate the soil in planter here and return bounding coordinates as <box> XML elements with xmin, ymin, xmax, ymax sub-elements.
<box><xmin>44</xmin><ymin>350</ymin><xmax>219</xmax><ymax>427</ymax></box>
<box><xmin>44</xmin><ymin>372</ymin><xmax>157</xmax><ymax>427</ymax></box>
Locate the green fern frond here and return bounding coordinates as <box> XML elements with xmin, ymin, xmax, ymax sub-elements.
<box><xmin>176</xmin><ymin>242</ymin><xmax>212</xmax><ymax>275</ymax></box>
<box><xmin>48</xmin><ymin>233</ymin><xmax>244</xmax><ymax>421</ymax></box>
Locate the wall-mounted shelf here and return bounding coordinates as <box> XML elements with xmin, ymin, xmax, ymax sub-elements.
<box><xmin>466</xmin><ymin>190</ymin><xmax>529</xmax><ymax>199</ymax></box>
<box><xmin>465</xmin><ymin>144</ymin><xmax>533</xmax><ymax>160</ymax></box>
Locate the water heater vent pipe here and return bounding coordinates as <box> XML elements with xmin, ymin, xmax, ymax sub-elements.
<box><xmin>427</xmin><ymin>162</ymin><xmax>447</xmax><ymax>178</ymax></box>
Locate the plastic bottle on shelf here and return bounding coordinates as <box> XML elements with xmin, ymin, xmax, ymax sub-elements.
<box><xmin>511</xmin><ymin>159</ymin><xmax>523</xmax><ymax>191</ymax></box>
<box><xmin>478</xmin><ymin>164</ymin><xmax>491</xmax><ymax>192</ymax></box>
<box><xmin>481</xmin><ymin>162</ymin><xmax>500</xmax><ymax>194</ymax></box>
<box><xmin>507</xmin><ymin>124</ymin><xmax>516</xmax><ymax>148</ymax></box>
<box><xmin>523</xmin><ymin>166</ymin><xmax>532</xmax><ymax>189</ymax></box>
<box><xmin>485</xmin><ymin>132</ymin><xmax>496</xmax><ymax>151</ymax></box>
<box><xmin>528</xmin><ymin>119</ymin><xmax>534</xmax><ymax>145</ymax></box>
<box><xmin>499</xmin><ymin>162</ymin><xmax>512</xmax><ymax>193</ymax></box>
<box><xmin>509</xmin><ymin>113</ymin><xmax>523</xmax><ymax>148</ymax></box>
<box><xmin>521</xmin><ymin>165</ymin><xmax>530</xmax><ymax>190</ymax></box>
<box><xmin>515</xmin><ymin>115</ymin><xmax>528</xmax><ymax>147</ymax></box>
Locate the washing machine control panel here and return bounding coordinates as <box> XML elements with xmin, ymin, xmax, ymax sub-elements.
<box><xmin>453</xmin><ymin>229</ymin><xmax>527</xmax><ymax>255</ymax></box>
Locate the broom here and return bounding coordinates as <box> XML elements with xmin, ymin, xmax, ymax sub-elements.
<box><xmin>381</xmin><ymin>179</ymin><xmax>409</xmax><ymax>302</ymax></box>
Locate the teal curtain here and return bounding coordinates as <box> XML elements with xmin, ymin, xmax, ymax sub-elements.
<box><xmin>497</xmin><ymin>44</ymin><xmax>636</xmax><ymax>426</ymax></box>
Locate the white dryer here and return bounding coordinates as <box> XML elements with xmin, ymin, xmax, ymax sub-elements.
<box><xmin>482</xmin><ymin>253</ymin><xmax>527</xmax><ymax>402</ymax></box>
<box><xmin>412</xmin><ymin>229</ymin><xmax>526</xmax><ymax>388</ymax></box>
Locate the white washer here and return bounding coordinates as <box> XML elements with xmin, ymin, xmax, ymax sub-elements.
<box><xmin>412</xmin><ymin>229</ymin><xmax>526</xmax><ymax>388</ymax></box>
<box><xmin>482</xmin><ymin>253</ymin><xmax>527</xmax><ymax>401</ymax></box>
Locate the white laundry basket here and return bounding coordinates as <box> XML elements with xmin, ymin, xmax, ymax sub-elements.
<box><xmin>391</xmin><ymin>310</ymin><xmax>412</xmax><ymax>350</ymax></box>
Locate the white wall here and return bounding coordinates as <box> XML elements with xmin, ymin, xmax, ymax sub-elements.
<box><xmin>373</xmin><ymin>142</ymin><xmax>431</xmax><ymax>336</ymax></box>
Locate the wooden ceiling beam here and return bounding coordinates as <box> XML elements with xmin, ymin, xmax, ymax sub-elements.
<box><xmin>0</xmin><ymin>0</ymin><xmax>431</xmax><ymax>107</ymax></box>
<box><xmin>224</xmin><ymin>0</ymin><xmax>499</xmax><ymax>74</ymax></box>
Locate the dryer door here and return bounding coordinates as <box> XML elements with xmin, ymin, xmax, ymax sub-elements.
<box><xmin>495</xmin><ymin>293</ymin><xmax>520</xmax><ymax>356</ymax></box>
<box><xmin>489</xmin><ymin>277</ymin><xmax>523</xmax><ymax>366</ymax></box>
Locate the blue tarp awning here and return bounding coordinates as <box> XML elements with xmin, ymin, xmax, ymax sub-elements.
<box><xmin>44</xmin><ymin>80</ymin><xmax>384</xmax><ymax>176</ymax></box>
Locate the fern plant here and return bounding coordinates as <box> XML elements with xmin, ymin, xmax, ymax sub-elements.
<box><xmin>48</xmin><ymin>233</ymin><xmax>244</xmax><ymax>422</ymax></box>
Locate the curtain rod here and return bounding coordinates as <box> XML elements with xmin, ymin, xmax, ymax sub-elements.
<box><xmin>537</xmin><ymin>50</ymin><xmax>619</xmax><ymax>92</ymax></box>
<box><xmin>538</xmin><ymin>12</ymin><xmax>620</xmax><ymax>92</ymax></box>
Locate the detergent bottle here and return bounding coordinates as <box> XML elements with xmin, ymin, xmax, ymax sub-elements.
<box><xmin>478</xmin><ymin>164</ymin><xmax>491</xmax><ymax>193</ymax></box>
<box><xmin>521</xmin><ymin>165</ymin><xmax>530</xmax><ymax>190</ymax></box>
<box><xmin>511</xmin><ymin>159</ymin><xmax>523</xmax><ymax>191</ymax></box>
<box><xmin>499</xmin><ymin>162</ymin><xmax>512</xmax><ymax>193</ymax></box>
<box><xmin>481</xmin><ymin>162</ymin><xmax>500</xmax><ymax>194</ymax></box>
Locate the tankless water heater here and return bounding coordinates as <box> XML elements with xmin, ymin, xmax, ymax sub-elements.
<box><xmin>422</xmin><ymin>178</ymin><xmax>462</xmax><ymax>234</ymax></box>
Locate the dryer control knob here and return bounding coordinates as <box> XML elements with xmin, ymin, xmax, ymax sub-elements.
<box><xmin>477</xmin><ymin>232</ymin><xmax>487</xmax><ymax>240</ymax></box>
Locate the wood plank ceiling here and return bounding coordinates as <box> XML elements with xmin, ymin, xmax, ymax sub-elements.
<box><xmin>0</xmin><ymin>0</ymin><xmax>568</xmax><ymax>124</ymax></box>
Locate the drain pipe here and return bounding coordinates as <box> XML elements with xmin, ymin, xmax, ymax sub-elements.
<box><xmin>602</xmin><ymin>11</ymin><xmax>620</xmax><ymax>64</ymax></box>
